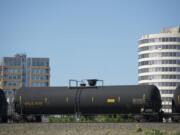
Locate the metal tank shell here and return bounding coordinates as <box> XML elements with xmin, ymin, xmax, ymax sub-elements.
<box><xmin>173</xmin><ymin>85</ymin><xmax>180</xmax><ymax>113</ymax></box>
<box><xmin>14</xmin><ymin>85</ymin><xmax>161</xmax><ymax>115</ymax></box>
<box><xmin>79</xmin><ymin>85</ymin><xmax>162</xmax><ymax>114</ymax></box>
<box><xmin>0</xmin><ymin>89</ymin><xmax>7</xmax><ymax>122</ymax></box>
<box><xmin>15</xmin><ymin>87</ymin><xmax>76</xmax><ymax>115</ymax></box>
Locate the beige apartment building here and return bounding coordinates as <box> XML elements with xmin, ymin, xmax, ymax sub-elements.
<box><xmin>0</xmin><ymin>54</ymin><xmax>50</xmax><ymax>97</ymax></box>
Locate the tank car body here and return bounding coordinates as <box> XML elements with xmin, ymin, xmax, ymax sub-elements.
<box><xmin>0</xmin><ymin>89</ymin><xmax>7</xmax><ymax>123</ymax></box>
<box><xmin>14</xmin><ymin>85</ymin><xmax>162</xmax><ymax>116</ymax></box>
<box><xmin>15</xmin><ymin>87</ymin><xmax>76</xmax><ymax>115</ymax></box>
<box><xmin>172</xmin><ymin>85</ymin><xmax>180</xmax><ymax>122</ymax></box>
<box><xmin>79</xmin><ymin>85</ymin><xmax>161</xmax><ymax>114</ymax></box>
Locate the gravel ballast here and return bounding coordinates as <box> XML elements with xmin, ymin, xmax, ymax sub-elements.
<box><xmin>0</xmin><ymin>123</ymin><xmax>180</xmax><ymax>135</ymax></box>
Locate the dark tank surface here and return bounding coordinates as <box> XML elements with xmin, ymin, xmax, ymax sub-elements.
<box><xmin>14</xmin><ymin>85</ymin><xmax>161</xmax><ymax>115</ymax></box>
<box><xmin>0</xmin><ymin>89</ymin><xmax>7</xmax><ymax>122</ymax></box>
<box><xmin>79</xmin><ymin>85</ymin><xmax>161</xmax><ymax>114</ymax></box>
<box><xmin>15</xmin><ymin>87</ymin><xmax>76</xmax><ymax>114</ymax></box>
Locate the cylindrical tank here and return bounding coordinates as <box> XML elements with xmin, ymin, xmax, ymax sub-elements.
<box><xmin>15</xmin><ymin>87</ymin><xmax>76</xmax><ymax>115</ymax></box>
<box><xmin>15</xmin><ymin>85</ymin><xmax>162</xmax><ymax>115</ymax></box>
<box><xmin>79</xmin><ymin>85</ymin><xmax>161</xmax><ymax>114</ymax></box>
<box><xmin>173</xmin><ymin>85</ymin><xmax>180</xmax><ymax>113</ymax></box>
<box><xmin>0</xmin><ymin>89</ymin><xmax>7</xmax><ymax>122</ymax></box>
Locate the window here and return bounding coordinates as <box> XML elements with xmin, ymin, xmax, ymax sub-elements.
<box><xmin>32</xmin><ymin>82</ymin><xmax>48</xmax><ymax>87</ymax></box>
<box><xmin>139</xmin><ymin>45</ymin><xmax>180</xmax><ymax>52</ymax></box>
<box><xmin>161</xmin><ymin>90</ymin><xmax>173</xmax><ymax>94</ymax></box>
<box><xmin>139</xmin><ymin>37</ymin><xmax>180</xmax><ymax>44</ymax></box>
<box><xmin>139</xmin><ymin>52</ymin><xmax>180</xmax><ymax>59</ymax></box>
<box><xmin>139</xmin><ymin>60</ymin><xmax>180</xmax><ymax>66</ymax></box>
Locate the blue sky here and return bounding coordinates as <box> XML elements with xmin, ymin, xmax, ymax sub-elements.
<box><xmin>0</xmin><ymin>0</ymin><xmax>180</xmax><ymax>86</ymax></box>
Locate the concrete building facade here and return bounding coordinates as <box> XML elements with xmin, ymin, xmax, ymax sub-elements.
<box><xmin>138</xmin><ymin>26</ymin><xmax>180</xmax><ymax>113</ymax></box>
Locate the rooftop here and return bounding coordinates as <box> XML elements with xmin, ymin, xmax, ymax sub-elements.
<box><xmin>161</xmin><ymin>26</ymin><xmax>180</xmax><ymax>33</ymax></box>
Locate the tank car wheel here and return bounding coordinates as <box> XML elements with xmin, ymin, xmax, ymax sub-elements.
<box><xmin>172</xmin><ymin>117</ymin><xmax>180</xmax><ymax>123</ymax></box>
<box><xmin>158</xmin><ymin>117</ymin><xmax>163</xmax><ymax>122</ymax></box>
<box><xmin>35</xmin><ymin>116</ymin><xmax>42</xmax><ymax>122</ymax></box>
<box><xmin>134</xmin><ymin>115</ymin><xmax>147</xmax><ymax>122</ymax></box>
<box><xmin>2</xmin><ymin>116</ymin><xmax>7</xmax><ymax>123</ymax></box>
<box><xmin>0</xmin><ymin>116</ymin><xmax>2</xmax><ymax>123</ymax></box>
<box><xmin>0</xmin><ymin>115</ymin><xmax>7</xmax><ymax>123</ymax></box>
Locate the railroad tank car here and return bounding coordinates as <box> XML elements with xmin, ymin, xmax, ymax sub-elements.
<box><xmin>14</xmin><ymin>85</ymin><xmax>162</xmax><ymax>116</ymax></box>
<box><xmin>0</xmin><ymin>89</ymin><xmax>7</xmax><ymax>123</ymax></box>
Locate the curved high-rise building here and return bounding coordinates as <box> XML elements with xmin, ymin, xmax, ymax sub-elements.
<box><xmin>138</xmin><ymin>26</ymin><xmax>180</xmax><ymax>113</ymax></box>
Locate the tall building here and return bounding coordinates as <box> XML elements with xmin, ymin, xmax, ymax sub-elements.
<box><xmin>0</xmin><ymin>54</ymin><xmax>50</xmax><ymax>97</ymax></box>
<box><xmin>138</xmin><ymin>26</ymin><xmax>180</xmax><ymax>113</ymax></box>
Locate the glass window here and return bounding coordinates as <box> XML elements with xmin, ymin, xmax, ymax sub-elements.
<box><xmin>139</xmin><ymin>45</ymin><xmax>180</xmax><ymax>52</ymax></box>
<box><xmin>139</xmin><ymin>37</ymin><xmax>180</xmax><ymax>44</ymax></box>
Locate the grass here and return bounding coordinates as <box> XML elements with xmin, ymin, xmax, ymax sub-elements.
<box><xmin>144</xmin><ymin>129</ymin><xmax>164</xmax><ymax>135</ymax></box>
<box><xmin>48</xmin><ymin>114</ymin><xmax>135</xmax><ymax>123</ymax></box>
